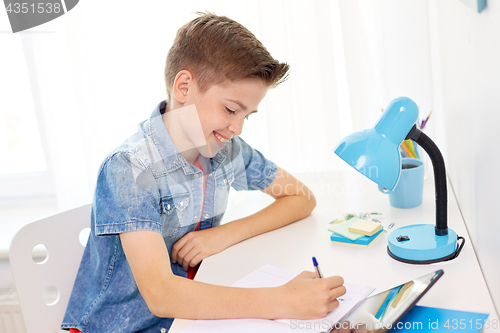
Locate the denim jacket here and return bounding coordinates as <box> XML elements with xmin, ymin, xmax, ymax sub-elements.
<box><xmin>61</xmin><ymin>101</ymin><xmax>277</xmax><ymax>333</ymax></box>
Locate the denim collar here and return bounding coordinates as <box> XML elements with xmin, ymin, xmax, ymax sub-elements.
<box><xmin>148</xmin><ymin>101</ymin><xmax>226</xmax><ymax>175</ymax></box>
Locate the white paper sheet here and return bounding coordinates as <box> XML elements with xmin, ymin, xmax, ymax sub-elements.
<box><xmin>180</xmin><ymin>264</ymin><xmax>374</xmax><ymax>333</ymax></box>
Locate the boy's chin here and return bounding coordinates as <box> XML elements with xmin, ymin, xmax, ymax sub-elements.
<box><xmin>198</xmin><ymin>142</ymin><xmax>225</xmax><ymax>158</ymax></box>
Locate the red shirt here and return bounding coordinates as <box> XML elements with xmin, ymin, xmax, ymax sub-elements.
<box><xmin>186</xmin><ymin>156</ymin><xmax>206</xmax><ymax>280</ymax></box>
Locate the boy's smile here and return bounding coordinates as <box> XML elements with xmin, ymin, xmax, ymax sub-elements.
<box><xmin>165</xmin><ymin>72</ymin><xmax>268</xmax><ymax>164</ymax></box>
<box><xmin>213</xmin><ymin>131</ymin><xmax>231</xmax><ymax>151</ymax></box>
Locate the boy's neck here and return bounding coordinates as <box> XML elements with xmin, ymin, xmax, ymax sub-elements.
<box><xmin>162</xmin><ymin>102</ymin><xmax>203</xmax><ymax>165</ymax></box>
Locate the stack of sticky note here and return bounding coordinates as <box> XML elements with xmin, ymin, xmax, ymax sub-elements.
<box><xmin>329</xmin><ymin>218</ymin><xmax>384</xmax><ymax>247</ymax></box>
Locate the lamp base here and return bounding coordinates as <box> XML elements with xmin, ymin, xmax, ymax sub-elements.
<box><xmin>387</xmin><ymin>224</ymin><xmax>463</xmax><ymax>264</ymax></box>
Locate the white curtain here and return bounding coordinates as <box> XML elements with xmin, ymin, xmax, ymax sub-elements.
<box><xmin>13</xmin><ymin>0</ymin><xmax>437</xmax><ymax>210</ymax></box>
<box><xmin>17</xmin><ymin>0</ymin><xmax>347</xmax><ymax>210</ymax></box>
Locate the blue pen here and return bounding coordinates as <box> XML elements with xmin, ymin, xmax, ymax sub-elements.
<box><xmin>312</xmin><ymin>257</ymin><xmax>323</xmax><ymax>278</ymax></box>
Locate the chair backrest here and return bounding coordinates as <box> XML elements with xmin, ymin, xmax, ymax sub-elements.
<box><xmin>9</xmin><ymin>204</ymin><xmax>91</xmax><ymax>333</ymax></box>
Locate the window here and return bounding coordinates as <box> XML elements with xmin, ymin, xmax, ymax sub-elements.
<box><xmin>0</xmin><ymin>34</ymin><xmax>54</xmax><ymax>198</ymax></box>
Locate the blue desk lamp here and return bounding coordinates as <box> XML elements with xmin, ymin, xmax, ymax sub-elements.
<box><xmin>334</xmin><ymin>97</ymin><xmax>464</xmax><ymax>264</ymax></box>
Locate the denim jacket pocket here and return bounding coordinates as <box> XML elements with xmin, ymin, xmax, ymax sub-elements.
<box><xmin>161</xmin><ymin>193</ymin><xmax>189</xmax><ymax>214</ymax></box>
<box><xmin>160</xmin><ymin>192</ymin><xmax>191</xmax><ymax>235</ymax></box>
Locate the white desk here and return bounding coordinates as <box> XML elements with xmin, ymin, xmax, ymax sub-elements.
<box><xmin>170</xmin><ymin>169</ymin><xmax>499</xmax><ymax>332</ymax></box>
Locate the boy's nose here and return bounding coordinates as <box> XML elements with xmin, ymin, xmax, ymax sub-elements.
<box><xmin>228</xmin><ymin>117</ymin><xmax>244</xmax><ymax>136</ymax></box>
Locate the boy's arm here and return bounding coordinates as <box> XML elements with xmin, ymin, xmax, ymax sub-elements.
<box><xmin>220</xmin><ymin>166</ymin><xmax>315</xmax><ymax>245</ymax></box>
<box><xmin>120</xmin><ymin>229</ymin><xmax>345</xmax><ymax>319</ymax></box>
<box><xmin>172</xmin><ymin>167</ymin><xmax>315</xmax><ymax>270</ymax></box>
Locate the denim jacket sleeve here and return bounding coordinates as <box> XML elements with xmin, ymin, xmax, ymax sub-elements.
<box><xmin>94</xmin><ymin>151</ymin><xmax>162</xmax><ymax>236</ymax></box>
<box><xmin>230</xmin><ymin>136</ymin><xmax>277</xmax><ymax>191</ymax></box>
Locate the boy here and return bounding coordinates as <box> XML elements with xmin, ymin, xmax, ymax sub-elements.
<box><xmin>62</xmin><ymin>12</ymin><xmax>346</xmax><ymax>333</ymax></box>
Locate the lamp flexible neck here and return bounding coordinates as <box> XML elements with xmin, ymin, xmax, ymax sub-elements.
<box><xmin>406</xmin><ymin>125</ymin><xmax>448</xmax><ymax>235</ymax></box>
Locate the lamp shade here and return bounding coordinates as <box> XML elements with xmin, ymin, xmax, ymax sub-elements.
<box><xmin>334</xmin><ymin>97</ymin><xmax>419</xmax><ymax>190</ymax></box>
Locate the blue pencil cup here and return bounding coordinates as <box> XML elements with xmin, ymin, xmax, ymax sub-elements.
<box><xmin>378</xmin><ymin>158</ymin><xmax>424</xmax><ymax>208</ymax></box>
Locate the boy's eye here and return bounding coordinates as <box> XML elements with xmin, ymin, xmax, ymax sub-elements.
<box><xmin>225</xmin><ymin>106</ymin><xmax>250</xmax><ymax>120</ymax></box>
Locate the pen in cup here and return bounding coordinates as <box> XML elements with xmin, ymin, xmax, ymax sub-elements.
<box><xmin>312</xmin><ymin>257</ymin><xmax>323</xmax><ymax>278</ymax></box>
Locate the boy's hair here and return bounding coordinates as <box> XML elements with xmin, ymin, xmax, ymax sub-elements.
<box><xmin>164</xmin><ymin>12</ymin><xmax>289</xmax><ymax>100</ymax></box>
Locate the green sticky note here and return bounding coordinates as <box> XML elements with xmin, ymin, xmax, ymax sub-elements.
<box><xmin>328</xmin><ymin>218</ymin><xmax>365</xmax><ymax>241</ymax></box>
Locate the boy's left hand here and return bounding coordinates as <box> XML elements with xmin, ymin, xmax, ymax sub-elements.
<box><xmin>171</xmin><ymin>227</ymin><xmax>230</xmax><ymax>271</ymax></box>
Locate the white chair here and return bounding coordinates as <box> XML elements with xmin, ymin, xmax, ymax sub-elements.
<box><xmin>9</xmin><ymin>204</ymin><xmax>91</xmax><ymax>333</ymax></box>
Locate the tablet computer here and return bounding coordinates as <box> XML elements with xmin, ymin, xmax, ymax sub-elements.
<box><xmin>332</xmin><ymin>269</ymin><xmax>444</xmax><ymax>332</ymax></box>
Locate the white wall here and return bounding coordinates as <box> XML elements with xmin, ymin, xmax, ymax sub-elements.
<box><xmin>428</xmin><ymin>0</ymin><xmax>500</xmax><ymax>313</ymax></box>
<box><xmin>338</xmin><ymin>0</ymin><xmax>500</xmax><ymax>313</ymax></box>
<box><xmin>338</xmin><ymin>0</ymin><xmax>434</xmax><ymax>133</ymax></box>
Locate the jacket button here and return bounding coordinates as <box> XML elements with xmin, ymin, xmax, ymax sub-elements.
<box><xmin>194</xmin><ymin>173</ymin><xmax>199</xmax><ymax>178</ymax></box>
<box><xmin>161</xmin><ymin>328</ymin><xmax>166</xmax><ymax>333</ymax></box>
<box><xmin>223</xmin><ymin>179</ymin><xmax>228</xmax><ymax>184</ymax></box>
<box><xmin>167</xmin><ymin>204</ymin><xmax>171</xmax><ymax>210</ymax></box>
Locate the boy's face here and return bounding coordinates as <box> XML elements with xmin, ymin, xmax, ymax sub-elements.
<box><xmin>185</xmin><ymin>78</ymin><xmax>268</xmax><ymax>158</ymax></box>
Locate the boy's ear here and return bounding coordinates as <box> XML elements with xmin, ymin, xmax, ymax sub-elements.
<box><xmin>172</xmin><ymin>70</ymin><xmax>193</xmax><ymax>104</ymax></box>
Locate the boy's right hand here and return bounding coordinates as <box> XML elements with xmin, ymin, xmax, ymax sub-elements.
<box><xmin>277</xmin><ymin>271</ymin><xmax>346</xmax><ymax>319</ymax></box>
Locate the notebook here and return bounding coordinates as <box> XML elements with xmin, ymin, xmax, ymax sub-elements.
<box><xmin>180</xmin><ymin>264</ymin><xmax>374</xmax><ymax>333</ymax></box>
